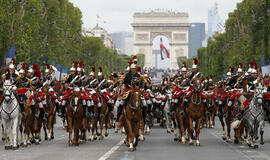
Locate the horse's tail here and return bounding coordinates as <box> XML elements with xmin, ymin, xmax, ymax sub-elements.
<box><xmin>231</xmin><ymin>120</ymin><xmax>241</xmax><ymax>129</ymax></box>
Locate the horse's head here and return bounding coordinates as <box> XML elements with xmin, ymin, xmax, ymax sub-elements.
<box><xmin>129</xmin><ymin>87</ymin><xmax>142</xmax><ymax>109</ymax></box>
<box><xmin>70</xmin><ymin>87</ymin><xmax>81</xmax><ymax>112</ymax></box>
<box><xmin>254</xmin><ymin>82</ymin><xmax>265</xmax><ymax>105</ymax></box>
<box><xmin>3</xmin><ymin>80</ymin><xmax>16</xmax><ymax>102</ymax></box>
<box><xmin>192</xmin><ymin>78</ymin><xmax>202</xmax><ymax>92</ymax></box>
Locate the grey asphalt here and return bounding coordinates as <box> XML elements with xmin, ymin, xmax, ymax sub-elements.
<box><xmin>1</xmin><ymin>118</ymin><xmax>270</xmax><ymax>160</ymax></box>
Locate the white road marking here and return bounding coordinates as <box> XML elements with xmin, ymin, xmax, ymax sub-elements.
<box><xmin>98</xmin><ymin>139</ymin><xmax>124</xmax><ymax>160</ymax></box>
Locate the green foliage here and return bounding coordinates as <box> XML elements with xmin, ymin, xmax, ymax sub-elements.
<box><xmin>0</xmin><ymin>0</ymin><xmax>139</xmax><ymax>76</ymax></box>
<box><xmin>197</xmin><ymin>0</ymin><xmax>269</xmax><ymax>81</ymax></box>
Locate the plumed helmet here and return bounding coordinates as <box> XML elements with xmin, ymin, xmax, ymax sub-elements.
<box><xmin>98</xmin><ymin>67</ymin><xmax>103</xmax><ymax>76</ymax></box>
<box><xmin>192</xmin><ymin>58</ymin><xmax>198</xmax><ymax>69</ymax></box>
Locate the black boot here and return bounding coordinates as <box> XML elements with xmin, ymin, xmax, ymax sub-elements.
<box><xmin>83</xmin><ymin>105</ymin><xmax>87</xmax><ymax>118</ymax></box>
<box><xmin>31</xmin><ymin>105</ymin><xmax>36</xmax><ymax>119</ymax></box>
<box><xmin>116</xmin><ymin>104</ymin><xmax>123</xmax><ymax>122</ymax></box>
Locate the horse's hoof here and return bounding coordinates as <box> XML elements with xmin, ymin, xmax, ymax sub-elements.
<box><xmin>5</xmin><ymin>146</ymin><xmax>12</xmax><ymax>150</ymax></box>
<box><xmin>115</xmin><ymin>130</ymin><xmax>118</xmax><ymax>133</ymax></box>
<box><xmin>226</xmin><ymin>139</ymin><xmax>232</xmax><ymax>143</ymax></box>
<box><xmin>105</xmin><ymin>133</ymin><xmax>108</xmax><ymax>137</ymax></box>
<box><xmin>260</xmin><ymin>141</ymin><xmax>265</xmax><ymax>145</ymax></box>
<box><xmin>167</xmin><ymin>130</ymin><xmax>170</xmax><ymax>133</ymax></box>
<box><xmin>222</xmin><ymin>137</ymin><xmax>226</xmax><ymax>141</ymax></box>
<box><xmin>189</xmin><ymin>142</ymin><xmax>194</xmax><ymax>145</ymax></box>
<box><xmin>182</xmin><ymin>141</ymin><xmax>186</xmax><ymax>144</ymax></box>
<box><xmin>234</xmin><ymin>139</ymin><xmax>239</xmax><ymax>144</ymax></box>
<box><xmin>51</xmin><ymin>136</ymin><xmax>54</xmax><ymax>140</ymax></box>
<box><xmin>196</xmin><ymin>143</ymin><xmax>200</xmax><ymax>146</ymax></box>
<box><xmin>99</xmin><ymin>136</ymin><xmax>104</xmax><ymax>140</ymax></box>
<box><xmin>128</xmin><ymin>148</ymin><xmax>134</xmax><ymax>152</ymax></box>
<box><xmin>12</xmin><ymin>146</ymin><xmax>19</xmax><ymax>150</ymax></box>
<box><xmin>174</xmin><ymin>138</ymin><xmax>179</xmax><ymax>141</ymax></box>
<box><xmin>254</xmin><ymin>145</ymin><xmax>258</xmax><ymax>149</ymax></box>
<box><xmin>45</xmin><ymin>137</ymin><xmax>48</xmax><ymax>141</ymax></box>
<box><xmin>94</xmin><ymin>137</ymin><xmax>97</xmax><ymax>140</ymax></box>
<box><xmin>35</xmin><ymin>142</ymin><xmax>40</xmax><ymax>145</ymax></box>
<box><xmin>2</xmin><ymin>138</ymin><xmax>5</xmax><ymax>141</ymax></box>
<box><xmin>74</xmin><ymin>143</ymin><xmax>79</xmax><ymax>146</ymax></box>
<box><xmin>22</xmin><ymin>144</ymin><xmax>27</xmax><ymax>148</ymax></box>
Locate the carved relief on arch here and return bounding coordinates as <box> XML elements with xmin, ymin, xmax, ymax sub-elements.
<box><xmin>175</xmin><ymin>48</ymin><xmax>184</xmax><ymax>57</ymax></box>
<box><xmin>150</xmin><ymin>32</ymin><xmax>172</xmax><ymax>42</ymax></box>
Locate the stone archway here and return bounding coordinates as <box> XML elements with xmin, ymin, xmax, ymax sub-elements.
<box><xmin>132</xmin><ymin>10</ymin><xmax>190</xmax><ymax>69</ymax></box>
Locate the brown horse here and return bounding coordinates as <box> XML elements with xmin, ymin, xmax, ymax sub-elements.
<box><xmin>176</xmin><ymin>96</ymin><xmax>189</xmax><ymax>144</ymax></box>
<box><xmin>20</xmin><ymin>100</ymin><xmax>35</xmax><ymax>147</ymax></box>
<box><xmin>125</xmin><ymin>87</ymin><xmax>143</xmax><ymax>151</ymax></box>
<box><xmin>186</xmin><ymin>78</ymin><xmax>205</xmax><ymax>146</ymax></box>
<box><xmin>42</xmin><ymin>85</ymin><xmax>56</xmax><ymax>140</ymax></box>
<box><xmin>97</xmin><ymin>96</ymin><xmax>110</xmax><ymax>140</ymax></box>
<box><xmin>86</xmin><ymin>103</ymin><xmax>98</xmax><ymax>141</ymax></box>
<box><xmin>66</xmin><ymin>89</ymin><xmax>86</xmax><ymax>146</ymax></box>
<box><xmin>205</xmin><ymin>93</ymin><xmax>216</xmax><ymax>128</ymax></box>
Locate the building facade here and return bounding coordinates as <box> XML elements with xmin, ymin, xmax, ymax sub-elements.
<box><xmin>189</xmin><ymin>23</ymin><xmax>205</xmax><ymax>58</ymax></box>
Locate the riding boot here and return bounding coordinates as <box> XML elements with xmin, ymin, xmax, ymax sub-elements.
<box><xmin>31</xmin><ymin>105</ymin><xmax>36</xmax><ymax>120</ymax></box>
<box><xmin>116</xmin><ymin>104</ymin><xmax>123</xmax><ymax>122</ymax></box>
<box><xmin>203</xmin><ymin>102</ymin><xmax>210</xmax><ymax>116</ymax></box>
<box><xmin>40</xmin><ymin>108</ymin><xmax>46</xmax><ymax>121</ymax></box>
<box><xmin>83</xmin><ymin>105</ymin><xmax>87</xmax><ymax>118</ymax></box>
<box><xmin>88</xmin><ymin>106</ymin><xmax>95</xmax><ymax>119</ymax></box>
<box><xmin>19</xmin><ymin>103</ymin><xmax>26</xmax><ymax>116</ymax></box>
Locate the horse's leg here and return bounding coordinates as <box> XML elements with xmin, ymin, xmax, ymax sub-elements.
<box><xmin>210</xmin><ymin>108</ymin><xmax>215</xmax><ymax>128</ymax></box>
<box><xmin>104</xmin><ymin>115</ymin><xmax>109</xmax><ymax>137</ymax></box>
<box><xmin>219</xmin><ymin>116</ymin><xmax>226</xmax><ymax>140</ymax></box>
<box><xmin>126</xmin><ymin>118</ymin><xmax>134</xmax><ymax>151</ymax></box>
<box><xmin>67</xmin><ymin>115</ymin><xmax>73</xmax><ymax>145</ymax></box>
<box><xmin>188</xmin><ymin>117</ymin><xmax>194</xmax><ymax>145</ymax></box>
<box><xmin>11</xmin><ymin>117</ymin><xmax>20</xmax><ymax>149</ymax></box>
<box><xmin>172</xmin><ymin>118</ymin><xmax>179</xmax><ymax>141</ymax></box>
<box><xmin>73</xmin><ymin>119</ymin><xmax>79</xmax><ymax>146</ymax></box>
<box><xmin>195</xmin><ymin>118</ymin><xmax>202</xmax><ymax>146</ymax></box>
<box><xmin>225</xmin><ymin>119</ymin><xmax>231</xmax><ymax>143</ymax></box>
<box><xmin>260</xmin><ymin>121</ymin><xmax>264</xmax><ymax>145</ymax></box>
<box><xmin>134</xmin><ymin>119</ymin><xmax>140</xmax><ymax>148</ymax></box>
<box><xmin>99</xmin><ymin>114</ymin><xmax>104</xmax><ymax>140</ymax></box>
<box><xmin>139</xmin><ymin>119</ymin><xmax>145</xmax><ymax>141</ymax></box>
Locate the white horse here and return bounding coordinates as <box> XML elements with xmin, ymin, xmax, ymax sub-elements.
<box><xmin>163</xmin><ymin>90</ymin><xmax>174</xmax><ymax>133</ymax></box>
<box><xmin>0</xmin><ymin>80</ymin><xmax>22</xmax><ymax>150</ymax></box>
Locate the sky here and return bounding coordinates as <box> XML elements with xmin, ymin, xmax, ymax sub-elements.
<box><xmin>69</xmin><ymin>0</ymin><xmax>242</xmax><ymax>33</ymax></box>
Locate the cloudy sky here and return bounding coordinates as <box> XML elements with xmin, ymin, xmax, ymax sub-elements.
<box><xmin>69</xmin><ymin>0</ymin><xmax>242</xmax><ymax>33</ymax></box>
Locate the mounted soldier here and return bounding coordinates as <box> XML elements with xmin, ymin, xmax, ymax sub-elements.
<box><xmin>116</xmin><ymin>62</ymin><xmax>142</xmax><ymax>122</ymax></box>
<box><xmin>59</xmin><ymin>61</ymin><xmax>78</xmax><ymax>118</ymax></box>
<box><xmin>2</xmin><ymin>58</ymin><xmax>19</xmax><ymax>85</ymax></box>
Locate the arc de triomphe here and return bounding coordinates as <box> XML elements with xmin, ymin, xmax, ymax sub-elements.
<box><xmin>132</xmin><ymin>10</ymin><xmax>190</xmax><ymax>69</ymax></box>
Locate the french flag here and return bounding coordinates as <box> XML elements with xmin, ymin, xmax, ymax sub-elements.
<box><xmin>160</xmin><ymin>38</ymin><xmax>170</xmax><ymax>60</ymax></box>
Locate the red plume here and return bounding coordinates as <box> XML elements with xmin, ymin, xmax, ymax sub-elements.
<box><xmin>33</xmin><ymin>64</ymin><xmax>41</xmax><ymax>79</ymax></box>
<box><xmin>254</xmin><ymin>62</ymin><xmax>258</xmax><ymax>69</ymax></box>
<box><xmin>193</xmin><ymin>58</ymin><xmax>198</xmax><ymax>65</ymax></box>
<box><xmin>11</xmin><ymin>58</ymin><xmax>16</xmax><ymax>65</ymax></box>
<box><xmin>239</xmin><ymin>62</ymin><xmax>243</xmax><ymax>69</ymax></box>
<box><xmin>136</xmin><ymin>66</ymin><xmax>141</xmax><ymax>73</ymax></box>
<box><xmin>133</xmin><ymin>56</ymin><xmax>137</xmax><ymax>60</ymax></box>
<box><xmin>46</xmin><ymin>64</ymin><xmax>50</xmax><ymax>69</ymax></box>
<box><xmin>182</xmin><ymin>61</ymin><xmax>188</xmax><ymax>69</ymax></box>
<box><xmin>79</xmin><ymin>62</ymin><xmax>83</xmax><ymax>68</ymax></box>
<box><xmin>73</xmin><ymin>61</ymin><xmax>78</xmax><ymax>68</ymax></box>
<box><xmin>230</xmin><ymin>67</ymin><xmax>234</xmax><ymax>73</ymax></box>
<box><xmin>91</xmin><ymin>66</ymin><xmax>95</xmax><ymax>72</ymax></box>
<box><xmin>128</xmin><ymin>61</ymin><xmax>133</xmax><ymax>67</ymax></box>
<box><xmin>98</xmin><ymin>67</ymin><xmax>102</xmax><ymax>72</ymax></box>
<box><xmin>22</xmin><ymin>63</ymin><xmax>26</xmax><ymax>70</ymax></box>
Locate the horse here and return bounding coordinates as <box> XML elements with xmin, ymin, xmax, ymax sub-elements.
<box><xmin>242</xmin><ymin>82</ymin><xmax>265</xmax><ymax>148</ymax></box>
<box><xmin>186</xmin><ymin>78</ymin><xmax>205</xmax><ymax>146</ymax></box>
<box><xmin>205</xmin><ymin>92</ymin><xmax>216</xmax><ymax>128</ymax></box>
<box><xmin>86</xmin><ymin>102</ymin><xmax>98</xmax><ymax>142</ymax></box>
<box><xmin>125</xmin><ymin>86</ymin><xmax>143</xmax><ymax>151</ymax></box>
<box><xmin>0</xmin><ymin>80</ymin><xmax>22</xmax><ymax>150</ymax></box>
<box><xmin>66</xmin><ymin>88</ymin><xmax>86</xmax><ymax>146</ymax></box>
<box><xmin>42</xmin><ymin>85</ymin><xmax>56</xmax><ymax>140</ymax></box>
<box><xmin>97</xmin><ymin>95</ymin><xmax>110</xmax><ymax>140</ymax></box>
